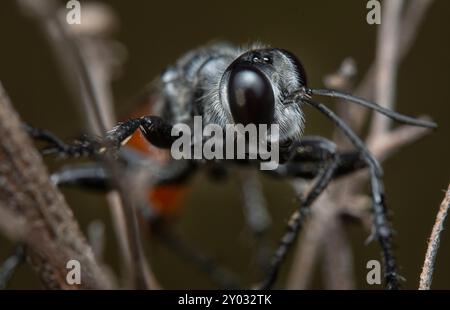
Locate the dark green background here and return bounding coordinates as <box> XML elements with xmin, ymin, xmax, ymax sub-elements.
<box><xmin>0</xmin><ymin>0</ymin><xmax>449</xmax><ymax>289</ymax></box>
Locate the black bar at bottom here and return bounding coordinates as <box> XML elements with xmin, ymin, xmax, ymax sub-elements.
<box><xmin>0</xmin><ymin>290</ymin><xmax>449</xmax><ymax>307</ymax></box>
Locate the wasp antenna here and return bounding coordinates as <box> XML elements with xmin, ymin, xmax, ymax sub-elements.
<box><xmin>308</xmin><ymin>88</ymin><xmax>437</xmax><ymax>129</ymax></box>
<box><xmin>302</xmin><ymin>98</ymin><xmax>383</xmax><ymax>177</ymax></box>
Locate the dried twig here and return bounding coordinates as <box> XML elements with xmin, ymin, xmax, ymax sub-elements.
<box><xmin>286</xmin><ymin>0</ymin><xmax>435</xmax><ymax>289</ymax></box>
<box><xmin>344</xmin><ymin>0</ymin><xmax>435</xmax><ymax>134</ymax></box>
<box><xmin>238</xmin><ymin>169</ymin><xmax>272</xmax><ymax>271</ymax></box>
<box><xmin>321</xmin><ymin>216</ymin><xmax>355</xmax><ymax>290</ymax></box>
<box><xmin>0</xmin><ymin>83</ymin><xmax>111</xmax><ymax>289</ymax></box>
<box><xmin>0</xmin><ymin>206</ymin><xmax>28</xmax><ymax>242</ymax></box>
<box><xmin>67</xmin><ymin>4</ymin><xmax>158</xmax><ymax>289</ymax></box>
<box><xmin>368</xmin><ymin>0</ymin><xmax>404</xmax><ymax>139</ymax></box>
<box><xmin>87</xmin><ymin>220</ymin><xmax>106</xmax><ymax>262</ymax></box>
<box><xmin>419</xmin><ymin>184</ymin><xmax>450</xmax><ymax>290</ymax></box>
<box><xmin>67</xmin><ymin>2</ymin><xmax>133</xmax><ymax>282</ymax></box>
<box><xmin>286</xmin><ymin>189</ymin><xmax>335</xmax><ymax>289</ymax></box>
<box><xmin>16</xmin><ymin>0</ymin><xmax>158</xmax><ymax>289</ymax></box>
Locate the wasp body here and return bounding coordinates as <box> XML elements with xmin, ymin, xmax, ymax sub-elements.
<box><xmin>30</xmin><ymin>42</ymin><xmax>436</xmax><ymax>290</ymax></box>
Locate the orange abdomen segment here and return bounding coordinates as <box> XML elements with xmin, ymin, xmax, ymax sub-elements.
<box><xmin>149</xmin><ymin>184</ymin><xmax>189</xmax><ymax>216</ymax></box>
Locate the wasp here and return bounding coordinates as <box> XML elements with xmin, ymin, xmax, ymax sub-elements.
<box><xmin>25</xmin><ymin>42</ymin><xmax>436</xmax><ymax>289</ymax></box>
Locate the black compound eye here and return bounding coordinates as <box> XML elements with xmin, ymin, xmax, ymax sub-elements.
<box><xmin>227</xmin><ymin>65</ymin><xmax>275</xmax><ymax>125</ymax></box>
<box><xmin>279</xmin><ymin>49</ymin><xmax>307</xmax><ymax>86</ymax></box>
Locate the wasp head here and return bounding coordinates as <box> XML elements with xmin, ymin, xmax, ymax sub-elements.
<box><xmin>219</xmin><ymin>48</ymin><xmax>307</xmax><ymax>143</ymax></box>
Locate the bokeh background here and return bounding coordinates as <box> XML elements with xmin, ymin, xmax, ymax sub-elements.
<box><xmin>0</xmin><ymin>0</ymin><xmax>449</xmax><ymax>289</ymax></box>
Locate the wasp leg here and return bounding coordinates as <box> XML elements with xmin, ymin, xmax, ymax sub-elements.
<box><xmin>24</xmin><ymin>124</ymin><xmax>68</xmax><ymax>152</ymax></box>
<box><xmin>50</xmin><ymin>163</ymin><xmax>111</xmax><ymax>190</ymax></box>
<box><xmin>25</xmin><ymin>116</ymin><xmax>176</xmax><ymax>158</ymax></box>
<box><xmin>0</xmin><ymin>245</ymin><xmax>25</xmax><ymax>289</ymax></box>
<box><xmin>303</xmin><ymin>99</ymin><xmax>398</xmax><ymax>290</ymax></box>
<box><xmin>272</xmin><ymin>136</ymin><xmax>366</xmax><ymax>180</ymax></box>
<box><xmin>103</xmin><ymin>116</ymin><xmax>176</xmax><ymax>150</ymax></box>
<box><xmin>51</xmin><ymin>156</ymin><xmax>196</xmax><ymax>190</ymax></box>
<box><xmin>25</xmin><ymin>123</ymin><xmax>102</xmax><ymax>157</ymax></box>
<box><xmin>367</xmin><ymin>165</ymin><xmax>398</xmax><ymax>289</ymax></box>
<box><xmin>260</xmin><ymin>137</ymin><xmax>340</xmax><ymax>289</ymax></box>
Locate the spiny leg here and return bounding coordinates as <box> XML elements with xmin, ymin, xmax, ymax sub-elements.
<box><xmin>259</xmin><ymin>137</ymin><xmax>340</xmax><ymax>289</ymax></box>
<box><xmin>25</xmin><ymin>115</ymin><xmax>176</xmax><ymax>158</ymax></box>
<box><xmin>50</xmin><ymin>163</ymin><xmax>110</xmax><ymax>190</ymax></box>
<box><xmin>26</xmin><ymin>118</ymin><xmax>242</xmax><ymax>287</ymax></box>
<box><xmin>274</xmin><ymin>136</ymin><xmax>366</xmax><ymax>179</ymax></box>
<box><xmin>369</xmin><ymin>167</ymin><xmax>398</xmax><ymax>289</ymax></box>
<box><xmin>303</xmin><ymin>98</ymin><xmax>399</xmax><ymax>289</ymax></box>
<box><xmin>27</xmin><ymin>117</ymin><xmax>241</xmax><ymax>286</ymax></box>
<box><xmin>50</xmin><ymin>157</ymin><xmax>196</xmax><ymax>190</ymax></box>
<box><xmin>24</xmin><ymin>124</ymin><xmax>68</xmax><ymax>152</ymax></box>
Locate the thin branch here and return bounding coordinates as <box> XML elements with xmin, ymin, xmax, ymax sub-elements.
<box><xmin>287</xmin><ymin>60</ymin><xmax>357</xmax><ymax>290</ymax></box>
<box><xmin>17</xmin><ymin>0</ymin><xmax>158</xmax><ymax>289</ymax></box>
<box><xmin>345</xmin><ymin>0</ymin><xmax>435</xmax><ymax>135</ymax></box>
<box><xmin>419</xmin><ymin>184</ymin><xmax>450</xmax><ymax>290</ymax></box>
<box><xmin>0</xmin><ymin>205</ymin><xmax>27</xmax><ymax>242</ymax></box>
<box><xmin>368</xmin><ymin>120</ymin><xmax>431</xmax><ymax>161</ymax></box>
<box><xmin>87</xmin><ymin>220</ymin><xmax>106</xmax><ymax>262</ymax></box>
<box><xmin>286</xmin><ymin>188</ymin><xmax>333</xmax><ymax>289</ymax></box>
<box><xmin>0</xmin><ymin>82</ymin><xmax>112</xmax><ymax>289</ymax></box>
<box><xmin>70</xmin><ymin>4</ymin><xmax>134</xmax><ymax>284</ymax></box>
<box><xmin>321</xmin><ymin>216</ymin><xmax>355</xmax><ymax>290</ymax></box>
<box><xmin>286</xmin><ymin>0</ymin><xmax>435</xmax><ymax>289</ymax></box>
<box><xmin>368</xmin><ymin>0</ymin><xmax>404</xmax><ymax>139</ymax></box>
<box><xmin>238</xmin><ymin>169</ymin><xmax>272</xmax><ymax>272</ymax></box>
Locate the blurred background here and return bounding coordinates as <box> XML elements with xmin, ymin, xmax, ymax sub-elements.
<box><xmin>0</xmin><ymin>0</ymin><xmax>449</xmax><ymax>289</ymax></box>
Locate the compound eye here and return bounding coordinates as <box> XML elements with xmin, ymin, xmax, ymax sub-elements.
<box><xmin>227</xmin><ymin>65</ymin><xmax>275</xmax><ymax>125</ymax></box>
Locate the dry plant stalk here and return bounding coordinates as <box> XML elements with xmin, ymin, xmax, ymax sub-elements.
<box><xmin>17</xmin><ymin>0</ymin><xmax>159</xmax><ymax>289</ymax></box>
<box><xmin>0</xmin><ymin>83</ymin><xmax>112</xmax><ymax>289</ymax></box>
<box><xmin>419</xmin><ymin>184</ymin><xmax>450</xmax><ymax>290</ymax></box>
<box><xmin>287</xmin><ymin>0</ymin><xmax>434</xmax><ymax>289</ymax></box>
